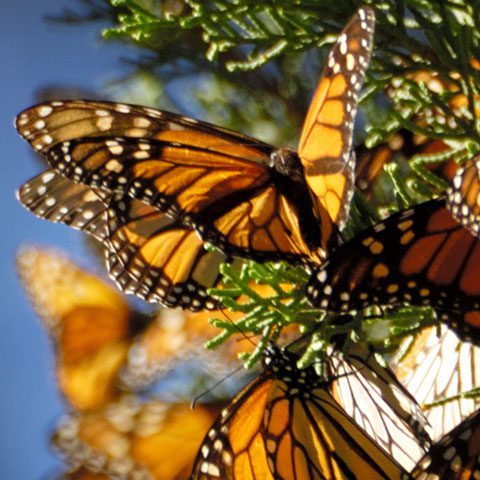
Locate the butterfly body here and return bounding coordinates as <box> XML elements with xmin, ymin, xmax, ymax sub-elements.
<box><xmin>192</xmin><ymin>145</ymin><xmax>324</xmax><ymax>257</ymax></box>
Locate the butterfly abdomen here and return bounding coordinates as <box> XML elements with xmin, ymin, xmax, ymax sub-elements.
<box><xmin>271</xmin><ymin>147</ymin><xmax>323</xmax><ymax>255</ymax></box>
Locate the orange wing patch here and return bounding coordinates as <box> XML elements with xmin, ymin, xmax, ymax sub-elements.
<box><xmin>448</xmin><ymin>156</ymin><xmax>480</xmax><ymax>236</ymax></box>
<box><xmin>105</xmin><ymin>193</ymin><xmax>237</xmax><ymax>310</ymax></box>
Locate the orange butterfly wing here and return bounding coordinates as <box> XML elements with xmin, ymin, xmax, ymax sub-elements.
<box><xmin>17</xmin><ymin>170</ymin><xmax>230</xmax><ymax>309</ymax></box>
<box><xmin>44</xmin><ymin>134</ymin><xmax>320</xmax><ymax>264</ymax></box>
<box><xmin>15</xmin><ymin>99</ymin><xmax>271</xmax><ymax>155</ymax></box>
<box><xmin>18</xmin><ymin>101</ymin><xmax>320</xmax><ymax>264</ymax></box>
<box><xmin>307</xmin><ymin>198</ymin><xmax>480</xmax><ymax>344</ymax></box>
<box><xmin>192</xmin><ymin>346</ymin><xmax>411</xmax><ymax>480</ymax></box>
<box><xmin>299</xmin><ymin>7</ymin><xmax>375</xmax><ymax>248</ymax></box>
<box><xmin>104</xmin><ymin>192</ymin><xmax>243</xmax><ymax>310</ymax></box>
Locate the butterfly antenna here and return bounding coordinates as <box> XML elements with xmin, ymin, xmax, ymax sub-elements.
<box><xmin>219</xmin><ymin>306</ymin><xmax>258</xmax><ymax>348</ymax></box>
<box><xmin>191</xmin><ymin>364</ymin><xmax>244</xmax><ymax>409</ymax></box>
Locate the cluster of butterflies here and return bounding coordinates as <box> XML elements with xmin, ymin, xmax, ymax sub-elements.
<box><xmin>14</xmin><ymin>6</ymin><xmax>480</xmax><ymax>479</ymax></box>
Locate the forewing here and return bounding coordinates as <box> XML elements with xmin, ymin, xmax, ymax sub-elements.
<box><xmin>299</xmin><ymin>7</ymin><xmax>375</xmax><ymax>234</ymax></box>
<box><xmin>15</xmin><ymin>99</ymin><xmax>274</xmax><ymax>156</ymax></box>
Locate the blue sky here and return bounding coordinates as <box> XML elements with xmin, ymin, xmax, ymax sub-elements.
<box><xmin>1</xmin><ymin>2</ymin><xmax>133</xmax><ymax>477</ymax></box>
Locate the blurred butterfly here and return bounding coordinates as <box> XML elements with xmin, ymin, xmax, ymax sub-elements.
<box><xmin>17</xmin><ymin>170</ymin><xmax>233</xmax><ymax>310</ymax></box>
<box><xmin>53</xmin><ymin>396</ymin><xmax>222</xmax><ymax>480</ymax></box>
<box><xmin>448</xmin><ymin>156</ymin><xmax>480</xmax><ymax>236</ymax></box>
<box><xmin>16</xmin><ymin>246</ymin><xmax>153</xmax><ymax>410</ymax></box>
<box><xmin>393</xmin><ymin>325</ymin><xmax>480</xmax><ymax>441</ymax></box>
<box><xmin>59</xmin><ymin>467</ymin><xmax>108</xmax><ymax>480</ymax></box>
<box><xmin>121</xmin><ymin>282</ymin><xmax>296</xmax><ymax>390</ymax></box>
<box><xmin>307</xmin><ymin>197</ymin><xmax>480</xmax><ymax>344</ymax></box>
<box><xmin>16</xmin><ymin>6</ymin><xmax>375</xmax><ymax>267</ymax></box>
<box><xmin>411</xmin><ymin>408</ymin><xmax>480</xmax><ymax>479</ymax></box>
<box><xmin>191</xmin><ymin>343</ymin><xmax>415</xmax><ymax>479</ymax></box>
<box><xmin>16</xmin><ymin>245</ymin><xmax>277</xmax><ymax>400</ymax></box>
<box><xmin>355</xmin><ymin>129</ymin><xmax>458</xmax><ymax>199</ymax></box>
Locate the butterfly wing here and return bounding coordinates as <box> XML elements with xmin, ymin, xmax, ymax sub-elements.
<box><xmin>45</xmin><ymin>135</ymin><xmax>319</xmax><ymax>264</ymax></box>
<box><xmin>53</xmin><ymin>397</ymin><xmax>221</xmax><ymax>479</ymax></box>
<box><xmin>17</xmin><ymin>170</ymin><xmax>231</xmax><ymax>310</ymax></box>
<box><xmin>307</xmin><ymin>197</ymin><xmax>480</xmax><ymax>344</ymax></box>
<box><xmin>192</xmin><ymin>346</ymin><xmax>411</xmax><ymax>480</ymax></box>
<box><xmin>298</xmin><ymin>6</ymin><xmax>375</xmax><ymax>244</ymax></box>
<box><xmin>411</xmin><ymin>409</ymin><xmax>480</xmax><ymax>479</ymax></box>
<box><xmin>17</xmin><ymin>169</ymin><xmax>108</xmax><ymax>241</ymax></box>
<box><xmin>105</xmin><ymin>192</ymin><xmax>242</xmax><ymax>310</ymax></box>
<box><xmin>16</xmin><ymin>246</ymin><xmax>144</xmax><ymax>410</ymax></box>
<box><xmin>393</xmin><ymin>325</ymin><xmax>480</xmax><ymax>441</ymax></box>
<box><xmin>15</xmin><ymin>99</ymin><xmax>274</xmax><ymax>155</ymax></box>
<box><xmin>18</xmin><ymin>101</ymin><xmax>320</xmax><ymax>264</ymax></box>
<box><xmin>328</xmin><ymin>342</ymin><xmax>430</xmax><ymax>470</ymax></box>
<box><xmin>448</xmin><ymin>156</ymin><xmax>480</xmax><ymax>236</ymax></box>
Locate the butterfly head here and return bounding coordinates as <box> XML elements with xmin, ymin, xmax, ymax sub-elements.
<box><xmin>271</xmin><ymin>147</ymin><xmax>305</xmax><ymax>181</ymax></box>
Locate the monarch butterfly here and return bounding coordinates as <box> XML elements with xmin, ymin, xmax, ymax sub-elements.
<box><xmin>307</xmin><ymin>197</ymin><xmax>480</xmax><ymax>344</ymax></box>
<box><xmin>411</xmin><ymin>408</ymin><xmax>480</xmax><ymax>479</ymax></box>
<box><xmin>16</xmin><ymin>6</ymin><xmax>375</xmax><ymax>267</ymax></box>
<box><xmin>393</xmin><ymin>325</ymin><xmax>480</xmax><ymax>441</ymax></box>
<box><xmin>355</xmin><ymin>129</ymin><xmax>458</xmax><ymax>199</ymax></box>
<box><xmin>191</xmin><ymin>343</ymin><xmax>416</xmax><ymax>480</ymax></box>
<box><xmin>17</xmin><ymin>169</ymin><xmax>235</xmax><ymax>310</ymax></box>
<box><xmin>447</xmin><ymin>156</ymin><xmax>480</xmax><ymax>236</ymax></box>
<box><xmin>16</xmin><ymin>246</ymin><xmax>153</xmax><ymax>409</ymax></box>
<box><xmin>52</xmin><ymin>396</ymin><xmax>222</xmax><ymax>480</ymax></box>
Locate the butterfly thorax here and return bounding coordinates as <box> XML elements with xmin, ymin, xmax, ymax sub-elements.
<box><xmin>271</xmin><ymin>147</ymin><xmax>322</xmax><ymax>252</ymax></box>
<box><xmin>263</xmin><ymin>344</ymin><xmax>325</xmax><ymax>396</ymax></box>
